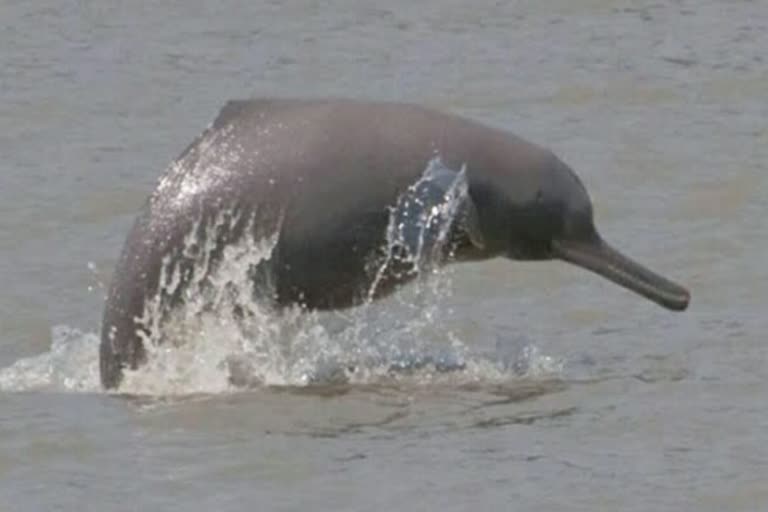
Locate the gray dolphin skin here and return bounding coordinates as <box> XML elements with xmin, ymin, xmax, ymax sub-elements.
<box><xmin>100</xmin><ymin>98</ymin><xmax>690</xmax><ymax>389</ymax></box>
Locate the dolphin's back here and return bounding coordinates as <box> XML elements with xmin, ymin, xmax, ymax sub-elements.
<box><xmin>100</xmin><ymin>98</ymin><xmax>549</xmax><ymax>388</ymax></box>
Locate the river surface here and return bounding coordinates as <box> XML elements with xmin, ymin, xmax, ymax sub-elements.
<box><xmin>1</xmin><ymin>1</ymin><xmax>767</xmax><ymax>510</ymax></box>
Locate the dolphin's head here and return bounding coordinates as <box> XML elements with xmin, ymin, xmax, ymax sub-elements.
<box><xmin>466</xmin><ymin>151</ymin><xmax>690</xmax><ymax>311</ymax></box>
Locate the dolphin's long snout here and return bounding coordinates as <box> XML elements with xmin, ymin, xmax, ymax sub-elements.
<box><xmin>552</xmin><ymin>237</ymin><xmax>690</xmax><ymax>311</ymax></box>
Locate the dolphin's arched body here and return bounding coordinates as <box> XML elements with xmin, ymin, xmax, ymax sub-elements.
<box><xmin>100</xmin><ymin>99</ymin><xmax>690</xmax><ymax>389</ymax></box>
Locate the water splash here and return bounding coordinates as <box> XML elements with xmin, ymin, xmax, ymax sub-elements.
<box><xmin>0</xmin><ymin>326</ymin><xmax>100</xmax><ymax>392</ymax></box>
<box><xmin>86</xmin><ymin>261</ymin><xmax>107</xmax><ymax>298</ymax></box>
<box><xmin>0</xmin><ymin>159</ymin><xmax>563</xmax><ymax>395</ymax></box>
<box><xmin>0</xmin><ymin>321</ymin><xmax>562</xmax><ymax>395</ymax></box>
<box><xmin>368</xmin><ymin>157</ymin><xmax>472</xmax><ymax>301</ymax></box>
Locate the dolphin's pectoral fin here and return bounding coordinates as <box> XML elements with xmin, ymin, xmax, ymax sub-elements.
<box><xmin>392</xmin><ymin>158</ymin><xmax>482</xmax><ymax>262</ymax></box>
<box><xmin>461</xmin><ymin>196</ymin><xmax>486</xmax><ymax>250</ymax></box>
<box><xmin>420</xmin><ymin>159</ymin><xmax>486</xmax><ymax>251</ymax></box>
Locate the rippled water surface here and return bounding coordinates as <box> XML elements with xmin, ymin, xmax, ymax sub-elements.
<box><xmin>1</xmin><ymin>1</ymin><xmax>766</xmax><ymax>510</ymax></box>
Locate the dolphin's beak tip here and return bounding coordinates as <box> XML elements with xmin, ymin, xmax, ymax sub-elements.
<box><xmin>669</xmin><ymin>288</ymin><xmax>691</xmax><ymax>312</ymax></box>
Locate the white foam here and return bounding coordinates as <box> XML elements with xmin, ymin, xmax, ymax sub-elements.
<box><xmin>0</xmin><ymin>319</ymin><xmax>563</xmax><ymax>395</ymax></box>
<box><xmin>0</xmin><ymin>325</ymin><xmax>101</xmax><ymax>392</ymax></box>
